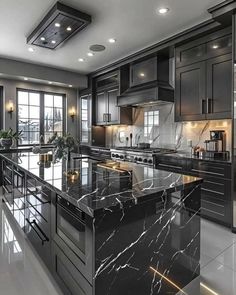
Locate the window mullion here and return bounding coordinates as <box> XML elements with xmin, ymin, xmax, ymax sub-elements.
<box><xmin>40</xmin><ymin>91</ymin><xmax>44</xmax><ymax>142</ymax></box>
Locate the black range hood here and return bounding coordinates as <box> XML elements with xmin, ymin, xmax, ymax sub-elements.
<box><xmin>117</xmin><ymin>81</ymin><xmax>174</xmax><ymax>107</ymax></box>
<box><xmin>117</xmin><ymin>56</ymin><xmax>174</xmax><ymax>107</ymax></box>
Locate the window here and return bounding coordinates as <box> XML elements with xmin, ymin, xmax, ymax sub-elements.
<box><xmin>80</xmin><ymin>95</ymin><xmax>91</xmax><ymax>143</ymax></box>
<box><xmin>17</xmin><ymin>89</ymin><xmax>65</xmax><ymax>145</ymax></box>
<box><xmin>144</xmin><ymin>110</ymin><xmax>159</xmax><ymax>138</ymax></box>
<box><xmin>18</xmin><ymin>90</ymin><xmax>40</xmax><ymax>145</ymax></box>
<box><xmin>44</xmin><ymin>94</ymin><xmax>64</xmax><ymax>143</ymax></box>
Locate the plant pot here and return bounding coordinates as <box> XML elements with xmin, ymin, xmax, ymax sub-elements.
<box><xmin>0</xmin><ymin>138</ymin><xmax>13</xmax><ymax>148</ymax></box>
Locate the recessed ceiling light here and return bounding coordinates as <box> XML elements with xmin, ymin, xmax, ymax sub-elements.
<box><xmin>212</xmin><ymin>44</ymin><xmax>219</xmax><ymax>49</ymax></box>
<box><xmin>24</xmin><ymin>77</ymin><xmax>28</xmax><ymax>81</ymax></box>
<box><xmin>140</xmin><ymin>72</ymin><xmax>145</xmax><ymax>77</ymax></box>
<box><xmin>55</xmin><ymin>23</ymin><xmax>60</xmax><ymax>27</ymax></box>
<box><xmin>40</xmin><ymin>37</ymin><xmax>46</xmax><ymax>41</ymax></box>
<box><xmin>69</xmin><ymin>85</ymin><xmax>73</xmax><ymax>88</ymax></box>
<box><xmin>158</xmin><ymin>7</ymin><xmax>169</xmax><ymax>14</ymax></box>
<box><xmin>66</xmin><ymin>26</ymin><xmax>72</xmax><ymax>31</ymax></box>
<box><xmin>48</xmin><ymin>81</ymin><xmax>52</xmax><ymax>84</ymax></box>
<box><xmin>87</xmin><ymin>52</ymin><xmax>94</xmax><ymax>57</ymax></box>
<box><xmin>108</xmin><ymin>38</ymin><xmax>116</xmax><ymax>43</ymax></box>
<box><xmin>51</xmin><ymin>40</ymin><xmax>56</xmax><ymax>44</ymax></box>
<box><xmin>28</xmin><ymin>47</ymin><xmax>34</xmax><ymax>52</ymax></box>
<box><xmin>78</xmin><ymin>58</ymin><xmax>84</xmax><ymax>62</ymax></box>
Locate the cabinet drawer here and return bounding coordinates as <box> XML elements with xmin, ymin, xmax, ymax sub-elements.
<box><xmin>201</xmin><ymin>199</ymin><xmax>231</xmax><ymax>225</ymax></box>
<box><xmin>52</xmin><ymin>242</ymin><xmax>92</xmax><ymax>295</ymax></box>
<box><xmin>201</xmin><ymin>177</ymin><xmax>231</xmax><ymax>201</ymax></box>
<box><xmin>189</xmin><ymin>160</ymin><xmax>231</xmax><ymax>179</ymax></box>
<box><xmin>155</xmin><ymin>156</ymin><xmax>186</xmax><ymax>173</ymax></box>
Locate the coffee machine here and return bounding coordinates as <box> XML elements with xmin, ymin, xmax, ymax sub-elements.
<box><xmin>205</xmin><ymin>130</ymin><xmax>229</xmax><ymax>159</ymax></box>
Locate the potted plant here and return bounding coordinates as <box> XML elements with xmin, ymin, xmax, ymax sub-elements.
<box><xmin>0</xmin><ymin>128</ymin><xmax>22</xmax><ymax>148</ymax></box>
<box><xmin>48</xmin><ymin>132</ymin><xmax>78</xmax><ymax>161</ymax></box>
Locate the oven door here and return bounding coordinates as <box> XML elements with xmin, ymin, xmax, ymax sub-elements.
<box><xmin>52</xmin><ymin>195</ymin><xmax>93</xmax><ymax>283</ymax></box>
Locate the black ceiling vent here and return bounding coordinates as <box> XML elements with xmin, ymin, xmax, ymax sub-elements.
<box><xmin>27</xmin><ymin>2</ymin><xmax>91</xmax><ymax>50</ymax></box>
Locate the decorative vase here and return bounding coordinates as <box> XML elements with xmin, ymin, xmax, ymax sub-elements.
<box><xmin>0</xmin><ymin>138</ymin><xmax>13</xmax><ymax>148</ymax></box>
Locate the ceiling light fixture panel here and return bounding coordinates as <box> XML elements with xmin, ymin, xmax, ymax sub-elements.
<box><xmin>27</xmin><ymin>2</ymin><xmax>91</xmax><ymax>50</ymax></box>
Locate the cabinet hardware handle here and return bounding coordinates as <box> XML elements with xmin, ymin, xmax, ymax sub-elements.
<box><xmin>2</xmin><ymin>184</ymin><xmax>12</xmax><ymax>194</ymax></box>
<box><xmin>27</xmin><ymin>188</ymin><xmax>50</xmax><ymax>204</ymax></box>
<box><xmin>207</xmin><ymin>98</ymin><xmax>212</xmax><ymax>114</ymax></box>
<box><xmin>191</xmin><ymin>169</ymin><xmax>224</xmax><ymax>177</ymax></box>
<box><xmin>158</xmin><ymin>163</ymin><xmax>182</xmax><ymax>170</ymax></box>
<box><xmin>26</xmin><ymin>218</ymin><xmax>49</xmax><ymax>245</ymax></box>
<box><xmin>201</xmin><ymin>188</ymin><xmax>224</xmax><ymax>195</ymax></box>
<box><xmin>201</xmin><ymin>99</ymin><xmax>206</xmax><ymax>114</ymax></box>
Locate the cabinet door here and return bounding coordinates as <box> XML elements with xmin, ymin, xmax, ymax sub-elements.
<box><xmin>107</xmin><ymin>88</ymin><xmax>119</xmax><ymax>124</ymax></box>
<box><xmin>175</xmin><ymin>62</ymin><xmax>206</xmax><ymax>121</ymax></box>
<box><xmin>130</xmin><ymin>56</ymin><xmax>157</xmax><ymax>87</ymax></box>
<box><xmin>176</xmin><ymin>43</ymin><xmax>206</xmax><ymax>68</ymax></box>
<box><xmin>96</xmin><ymin>91</ymin><xmax>107</xmax><ymax>125</ymax></box>
<box><xmin>206</xmin><ymin>54</ymin><xmax>232</xmax><ymax>119</ymax></box>
<box><xmin>52</xmin><ymin>242</ymin><xmax>93</xmax><ymax>295</ymax></box>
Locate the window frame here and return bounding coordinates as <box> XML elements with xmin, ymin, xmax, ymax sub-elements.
<box><xmin>80</xmin><ymin>93</ymin><xmax>91</xmax><ymax>144</ymax></box>
<box><xmin>144</xmin><ymin>110</ymin><xmax>160</xmax><ymax>139</ymax></box>
<box><xmin>16</xmin><ymin>88</ymin><xmax>66</xmax><ymax>146</ymax></box>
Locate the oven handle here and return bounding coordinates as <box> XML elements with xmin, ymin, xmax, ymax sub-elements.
<box><xmin>26</xmin><ymin>218</ymin><xmax>49</xmax><ymax>245</ymax></box>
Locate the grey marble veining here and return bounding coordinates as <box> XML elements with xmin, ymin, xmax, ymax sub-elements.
<box><xmin>105</xmin><ymin>103</ymin><xmax>232</xmax><ymax>154</ymax></box>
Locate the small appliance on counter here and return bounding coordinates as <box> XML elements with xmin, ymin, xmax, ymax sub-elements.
<box><xmin>204</xmin><ymin>130</ymin><xmax>229</xmax><ymax>160</ymax></box>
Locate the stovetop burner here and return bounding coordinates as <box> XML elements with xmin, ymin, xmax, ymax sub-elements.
<box><xmin>114</xmin><ymin>146</ymin><xmax>176</xmax><ymax>154</ymax></box>
<box><xmin>110</xmin><ymin>147</ymin><xmax>176</xmax><ymax>166</ymax></box>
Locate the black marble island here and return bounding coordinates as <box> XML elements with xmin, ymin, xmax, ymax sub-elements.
<box><xmin>0</xmin><ymin>152</ymin><xmax>202</xmax><ymax>295</ymax></box>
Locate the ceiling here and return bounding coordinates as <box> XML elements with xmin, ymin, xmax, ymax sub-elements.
<box><xmin>0</xmin><ymin>0</ymin><xmax>223</xmax><ymax>75</ymax></box>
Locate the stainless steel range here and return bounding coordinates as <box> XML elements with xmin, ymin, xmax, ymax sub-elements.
<box><xmin>111</xmin><ymin>147</ymin><xmax>176</xmax><ymax>166</ymax></box>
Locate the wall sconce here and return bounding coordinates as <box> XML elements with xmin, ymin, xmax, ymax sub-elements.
<box><xmin>7</xmin><ymin>101</ymin><xmax>14</xmax><ymax>119</ymax></box>
<box><xmin>69</xmin><ymin>107</ymin><xmax>76</xmax><ymax>122</ymax></box>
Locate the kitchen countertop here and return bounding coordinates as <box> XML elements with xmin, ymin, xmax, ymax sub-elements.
<box><xmin>0</xmin><ymin>152</ymin><xmax>202</xmax><ymax>217</ymax></box>
<box><xmin>160</xmin><ymin>151</ymin><xmax>232</xmax><ymax>164</ymax></box>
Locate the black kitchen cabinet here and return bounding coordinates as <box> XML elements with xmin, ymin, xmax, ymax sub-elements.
<box><xmin>155</xmin><ymin>155</ymin><xmax>232</xmax><ymax>226</ymax></box>
<box><xmin>52</xmin><ymin>241</ymin><xmax>92</xmax><ymax>295</ymax></box>
<box><xmin>130</xmin><ymin>56</ymin><xmax>157</xmax><ymax>87</ymax></box>
<box><xmin>175</xmin><ymin>62</ymin><xmax>206</xmax><ymax>121</ymax></box>
<box><xmin>175</xmin><ymin>27</ymin><xmax>232</xmax><ymax>122</ymax></box>
<box><xmin>96</xmin><ymin>91</ymin><xmax>107</xmax><ymax>125</ymax></box>
<box><xmin>52</xmin><ymin>195</ymin><xmax>94</xmax><ymax>284</ymax></box>
<box><xmin>175</xmin><ymin>28</ymin><xmax>232</xmax><ymax>68</ymax></box>
<box><xmin>95</xmin><ymin>88</ymin><xmax>132</xmax><ymax>125</ymax></box>
<box><xmin>206</xmin><ymin>53</ymin><xmax>232</xmax><ymax>119</ymax></box>
<box><xmin>175</xmin><ymin>53</ymin><xmax>232</xmax><ymax>121</ymax></box>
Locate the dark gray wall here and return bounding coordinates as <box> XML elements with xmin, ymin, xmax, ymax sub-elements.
<box><xmin>0</xmin><ymin>58</ymin><xmax>87</xmax><ymax>88</ymax></box>
<box><xmin>1</xmin><ymin>78</ymin><xmax>79</xmax><ymax>141</ymax></box>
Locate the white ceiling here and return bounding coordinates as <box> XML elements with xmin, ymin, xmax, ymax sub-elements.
<box><xmin>0</xmin><ymin>0</ymin><xmax>222</xmax><ymax>74</ymax></box>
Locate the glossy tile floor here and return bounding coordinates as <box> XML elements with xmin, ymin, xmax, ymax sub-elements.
<box><xmin>0</xmin><ymin>200</ymin><xmax>63</xmax><ymax>295</ymax></box>
<box><xmin>0</xmin><ymin>198</ymin><xmax>235</xmax><ymax>295</ymax></box>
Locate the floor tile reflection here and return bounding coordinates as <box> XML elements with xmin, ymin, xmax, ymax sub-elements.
<box><xmin>0</xmin><ymin>202</ymin><xmax>62</xmax><ymax>295</ymax></box>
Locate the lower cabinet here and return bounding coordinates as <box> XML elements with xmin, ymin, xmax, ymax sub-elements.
<box><xmin>155</xmin><ymin>156</ymin><xmax>232</xmax><ymax>226</ymax></box>
<box><xmin>52</xmin><ymin>241</ymin><xmax>93</xmax><ymax>295</ymax></box>
<box><xmin>51</xmin><ymin>195</ymin><xmax>94</xmax><ymax>284</ymax></box>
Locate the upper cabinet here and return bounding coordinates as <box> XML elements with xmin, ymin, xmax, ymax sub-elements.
<box><xmin>176</xmin><ymin>29</ymin><xmax>232</xmax><ymax>68</ymax></box>
<box><xmin>130</xmin><ymin>56</ymin><xmax>157</xmax><ymax>87</ymax></box>
<box><xmin>94</xmin><ymin>71</ymin><xmax>132</xmax><ymax>126</ymax></box>
<box><xmin>175</xmin><ymin>28</ymin><xmax>232</xmax><ymax>122</ymax></box>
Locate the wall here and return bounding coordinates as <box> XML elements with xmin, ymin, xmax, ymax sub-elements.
<box><xmin>0</xmin><ymin>57</ymin><xmax>87</xmax><ymax>88</ymax></box>
<box><xmin>105</xmin><ymin>103</ymin><xmax>232</xmax><ymax>153</ymax></box>
<box><xmin>0</xmin><ymin>78</ymin><xmax>79</xmax><ymax>141</ymax></box>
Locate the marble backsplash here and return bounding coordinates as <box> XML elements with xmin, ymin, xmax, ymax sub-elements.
<box><xmin>105</xmin><ymin>103</ymin><xmax>232</xmax><ymax>153</ymax></box>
